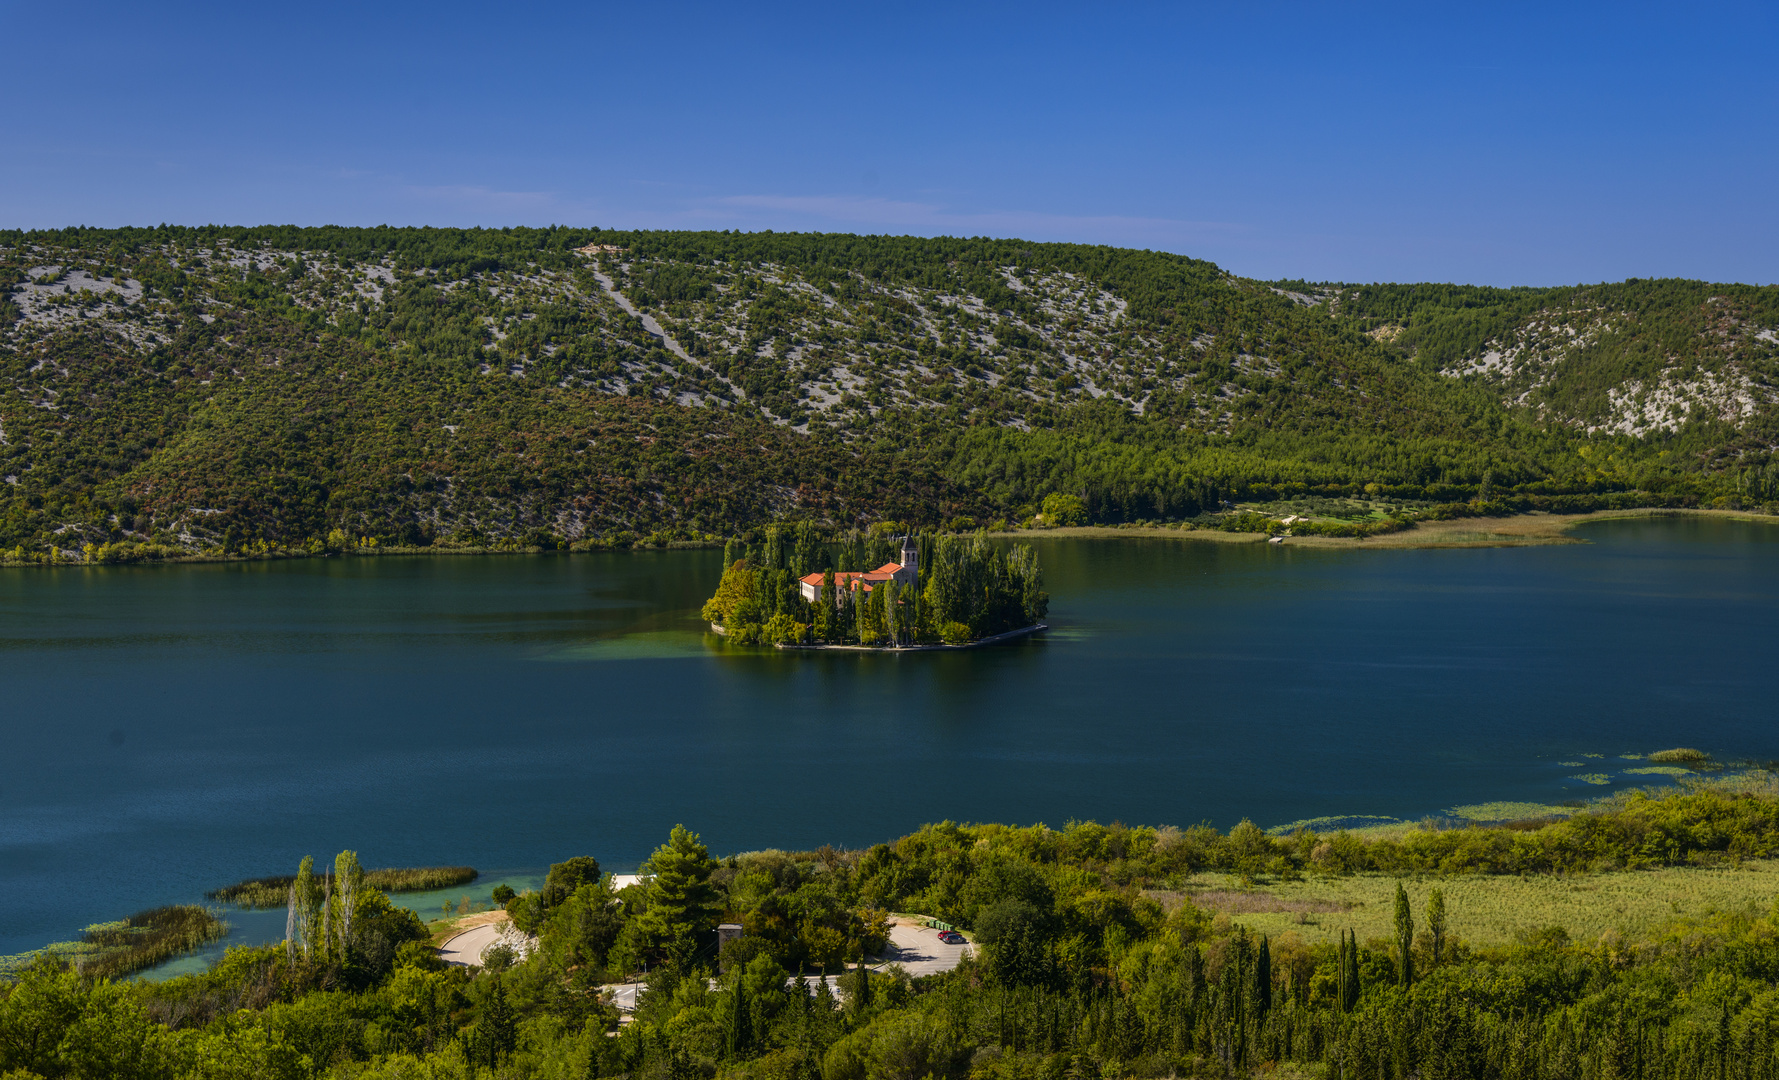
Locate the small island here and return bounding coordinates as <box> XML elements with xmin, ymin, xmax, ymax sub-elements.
<box><xmin>701</xmin><ymin>526</ymin><xmax>1047</xmax><ymax>648</ymax></box>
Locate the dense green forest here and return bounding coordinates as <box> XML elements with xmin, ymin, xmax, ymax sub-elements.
<box><xmin>13</xmin><ymin>781</ymin><xmax>1779</xmax><ymax>1078</ymax></box>
<box><xmin>3</xmin><ymin>225</ymin><xmax>1777</xmax><ymax>559</ymax></box>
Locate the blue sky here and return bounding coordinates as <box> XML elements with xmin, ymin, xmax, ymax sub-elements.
<box><xmin>4</xmin><ymin>1</ymin><xmax>1774</xmax><ymax>286</ymax></box>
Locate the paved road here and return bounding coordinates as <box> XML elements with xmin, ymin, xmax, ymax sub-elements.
<box><xmin>438</xmin><ymin>916</ymin><xmax>535</xmax><ymax>967</ymax></box>
<box><xmin>605</xmin><ymin>919</ymin><xmax>972</xmax><ymax>1011</ymax></box>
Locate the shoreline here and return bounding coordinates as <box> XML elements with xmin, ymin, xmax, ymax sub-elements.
<box><xmin>4</xmin><ymin>508</ymin><xmax>1775</xmax><ymax>570</ymax></box>
<box><xmin>1009</xmin><ymin>507</ymin><xmax>1779</xmax><ymax>550</ymax></box>
<box><xmin>774</xmin><ymin>623</ymin><xmax>1048</xmax><ymax>652</ymax></box>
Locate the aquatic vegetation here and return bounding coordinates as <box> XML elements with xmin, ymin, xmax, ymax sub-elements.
<box><xmin>1568</xmin><ymin>772</ymin><xmax>1612</xmax><ymax>785</ymax></box>
<box><xmin>1652</xmin><ymin>746</ymin><xmax>1712</xmax><ymax>763</ymax></box>
<box><xmin>0</xmin><ymin>906</ymin><xmax>232</xmax><ymax>981</ymax></box>
<box><xmin>1266</xmin><ymin>815</ymin><xmax>1405</xmax><ymax>836</ymax></box>
<box><xmin>207</xmin><ymin>865</ymin><xmax>478</xmax><ymax>908</ymax></box>
<box><xmin>1444</xmin><ymin>800</ymin><xmax>1574</xmax><ymax>822</ymax></box>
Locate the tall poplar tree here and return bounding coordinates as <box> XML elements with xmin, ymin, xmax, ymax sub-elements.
<box><xmin>334</xmin><ymin>850</ymin><xmax>364</xmax><ymax>960</ymax></box>
<box><xmin>294</xmin><ymin>855</ymin><xmax>323</xmax><ymax>963</ymax></box>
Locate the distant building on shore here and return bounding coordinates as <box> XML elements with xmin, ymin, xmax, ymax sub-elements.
<box><xmin>798</xmin><ymin>536</ymin><xmax>919</xmax><ymax>602</ymax></box>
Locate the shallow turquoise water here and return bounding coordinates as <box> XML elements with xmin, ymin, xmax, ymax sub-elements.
<box><xmin>3</xmin><ymin>517</ymin><xmax>1776</xmax><ymax>961</ymax></box>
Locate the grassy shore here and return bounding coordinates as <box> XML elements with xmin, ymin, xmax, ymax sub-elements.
<box><xmin>1014</xmin><ymin>507</ymin><xmax>1779</xmax><ymax>550</ymax></box>
<box><xmin>1153</xmin><ymin>858</ymin><xmax>1779</xmax><ymax>948</ymax></box>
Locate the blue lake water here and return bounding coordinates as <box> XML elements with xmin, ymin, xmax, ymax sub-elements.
<box><xmin>3</xmin><ymin>516</ymin><xmax>1777</xmax><ymax>962</ymax></box>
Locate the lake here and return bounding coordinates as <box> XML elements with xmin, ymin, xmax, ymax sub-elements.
<box><xmin>3</xmin><ymin>516</ymin><xmax>1777</xmax><ymax>961</ymax></box>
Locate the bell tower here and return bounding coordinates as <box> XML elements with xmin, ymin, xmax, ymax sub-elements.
<box><xmin>898</xmin><ymin>535</ymin><xmax>919</xmax><ymax>592</ymax></box>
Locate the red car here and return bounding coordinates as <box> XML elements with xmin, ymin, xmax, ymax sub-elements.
<box><xmin>937</xmin><ymin>930</ymin><xmax>965</xmax><ymax>945</ymax></box>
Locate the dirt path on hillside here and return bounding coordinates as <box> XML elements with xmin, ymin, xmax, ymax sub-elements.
<box><xmin>589</xmin><ymin>268</ymin><xmax>750</xmax><ymax>405</ymax></box>
<box><xmin>591</xmin><ymin>270</ymin><xmax>694</xmax><ymax>363</ymax></box>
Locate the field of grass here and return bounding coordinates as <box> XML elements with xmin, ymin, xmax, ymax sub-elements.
<box><xmin>1157</xmin><ymin>860</ymin><xmax>1779</xmax><ymax>948</ymax></box>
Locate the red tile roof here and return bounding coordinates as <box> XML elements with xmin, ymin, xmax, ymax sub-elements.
<box><xmin>799</xmin><ymin>563</ymin><xmax>904</xmax><ymax>593</ymax></box>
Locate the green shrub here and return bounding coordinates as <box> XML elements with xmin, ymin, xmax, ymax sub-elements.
<box><xmin>762</xmin><ymin>614</ymin><xmax>803</xmax><ymax>644</ymax></box>
<box><xmin>1040</xmin><ymin>493</ymin><xmax>1087</xmax><ymax>526</ymax></box>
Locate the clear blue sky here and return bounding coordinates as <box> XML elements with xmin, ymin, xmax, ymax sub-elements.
<box><xmin>4</xmin><ymin>1</ymin><xmax>1774</xmax><ymax>286</ymax></box>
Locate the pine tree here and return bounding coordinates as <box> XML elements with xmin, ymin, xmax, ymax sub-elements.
<box><xmin>632</xmin><ymin>825</ymin><xmax>719</xmax><ymax>971</ymax></box>
<box><xmin>1394</xmin><ymin>883</ymin><xmax>1415</xmax><ymax>987</ymax></box>
<box><xmin>484</xmin><ymin>980</ymin><xmax>516</xmax><ymax>1066</ymax></box>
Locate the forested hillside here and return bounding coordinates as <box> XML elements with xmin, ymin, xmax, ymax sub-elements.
<box><xmin>1321</xmin><ymin>280</ymin><xmax>1779</xmax><ymax>463</ymax></box>
<box><xmin>4</xmin><ymin>225</ymin><xmax>1776</xmax><ymax>557</ymax></box>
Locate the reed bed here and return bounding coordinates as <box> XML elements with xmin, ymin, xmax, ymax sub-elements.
<box><xmin>207</xmin><ymin>866</ymin><xmax>478</xmax><ymax>908</ymax></box>
<box><xmin>77</xmin><ymin>905</ymin><xmax>228</xmax><ymax>979</ymax></box>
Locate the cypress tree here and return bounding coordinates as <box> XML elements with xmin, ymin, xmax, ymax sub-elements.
<box><xmin>821</xmin><ymin>569</ymin><xmax>837</xmax><ymax>642</ymax></box>
<box><xmin>1254</xmin><ymin>934</ymin><xmax>1272</xmax><ymax>1024</ymax></box>
<box><xmin>1340</xmin><ymin>930</ymin><xmax>1360</xmax><ymax>1013</ymax></box>
<box><xmin>729</xmin><ymin>977</ymin><xmax>750</xmax><ymax>1058</ymax></box>
<box><xmin>1186</xmin><ymin>942</ymin><xmax>1207</xmax><ymax>1014</ymax></box>
<box><xmin>855</xmin><ymin>943</ymin><xmax>872</xmax><ymax>1010</ymax></box>
<box><xmin>1394</xmin><ymin>883</ymin><xmax>1415</xmax><ymax>988</ymax></box>
<box><xmin>1427</xmin><ymin>888</ymin><xmax>1447</xmax><ymax>967</ymax></box>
